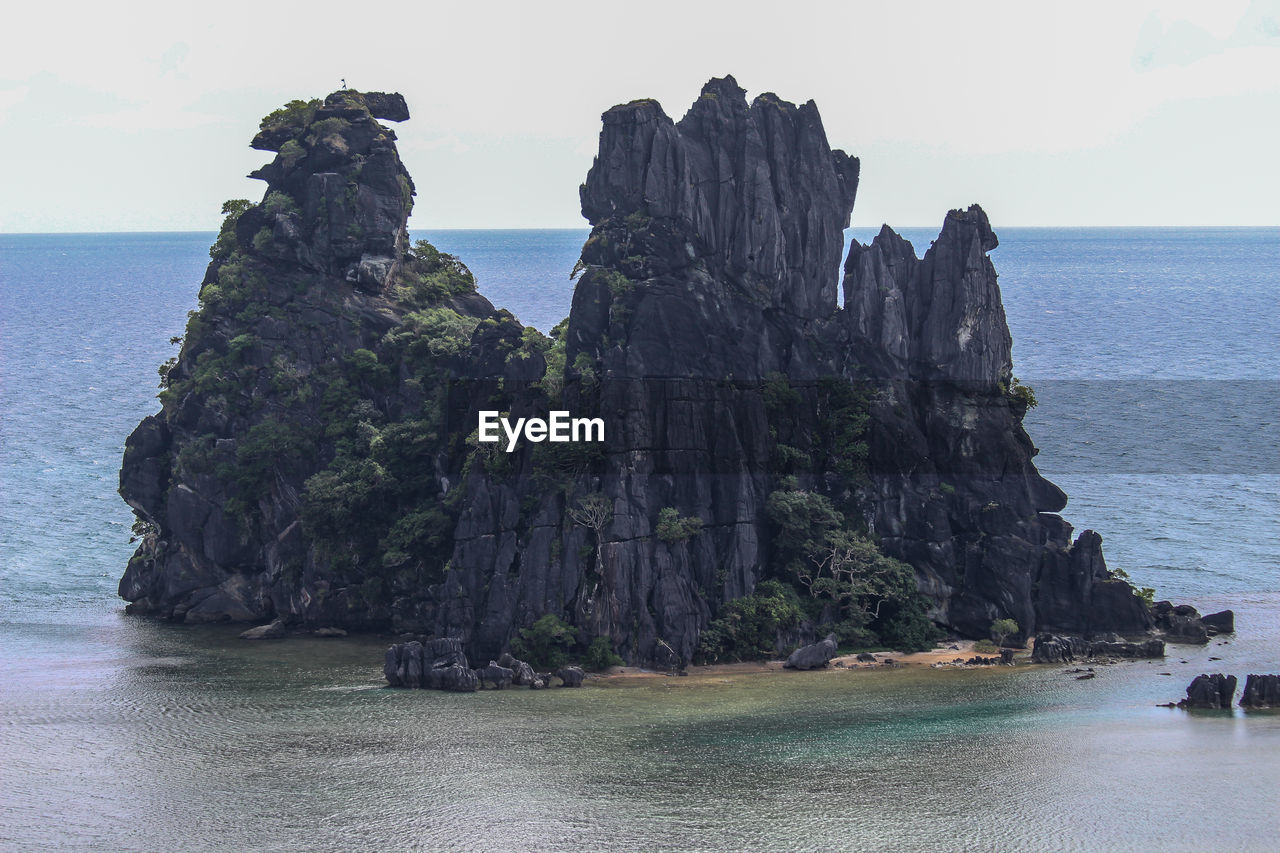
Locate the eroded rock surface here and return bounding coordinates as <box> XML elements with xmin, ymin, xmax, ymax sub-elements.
<box><xmin>784</xmin><ymin>634</ymin><xmax>839</xmax><ymax>670</ymax></box>
<box><xmin>120</xmin><ymin>80</ymin><xmax>1161</xmax><ymax>669</ymax></box>
<box><xmin>1180</xmin><ymin>673</ymin><xmax>1237</xmax><ymax>709</ymax></box>
<box><xmin>1031</xmin><ymin>633</ymin><xmax>1164</xmax><ymax>663</ymax></box>
<box><xmin>1240</xmin><ymin>674</ymin><xmax>1280</xmax><ymax>708</ymax></box>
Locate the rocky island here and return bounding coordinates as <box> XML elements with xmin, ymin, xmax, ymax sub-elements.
<box><xmin>119</xmin><ymin>79</ymin><xmax>1175</xmax><ymax>671</ymax></box>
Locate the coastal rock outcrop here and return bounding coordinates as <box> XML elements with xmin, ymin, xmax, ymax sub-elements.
<box><xmin>239</xmin><ymin>620</ymin><xmax>286</xmax><ymax>640</ymax></box>
<box><xmin>784</xmin><ymin>634</ymin><xmax>840</xmax><ymax>670</ymax></box>
<box><xmin>1200</xmin><ymin>610</ymin><xmax>1235</xmax><ymax>635</ymax></box>
<box><xmin>383</xmin><ymin>638</ymin><xmax>479</xmax><ymax>692</ymax></box>
<box><xmin>497</xmin><ymin>653</ymin><xmax>538</xmax><ymax>686</ymax></box>
<box><xmin>119</xmin><ymin>80</ymin><xmax>1161</xmax><ymax>668</ymax></box>
<box><xmin>555</xmin><ymin>666</ymin><xmax>585</xmax><ymax>688</ymax></box>
<box><xmin>477</xmin><ymin>662</ymin><xmax>515</xmax><ymax>689</ymax></box>
<box><xmin>1152</xmin><ymin>601</ymin><xmax>1233</xmax><ymax>642</ymax></box>
<box><xmin>1239</xmin><ymin>674</ymin><xmax>1280</xmax><ymax>708</ymax></box>
<box><xmin>1030</xmin><ymin>633</ymin><xmax>1164</xmax><ymax>663</ymax></box>
<box><xmin>1180</xmin><ymin>673</ymin><xmax>1237</xmax><ymax>709</ymax></box>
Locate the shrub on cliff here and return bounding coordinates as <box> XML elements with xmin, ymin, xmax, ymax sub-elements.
<box><xmin>258</xmin><ymin>98</ymin><xmax>321</xmax><ymax>133</ymax></box>
<box><xmin>395</xmin><ymin>240</ymin><xmax>477</xmax><ymax>304</ymax></box>
<box><xmin>656</xmin><ymin>507</ymin><xmax>703</xmax><ymax>544</ymax></box>
<box><xmin>582</xmin><ymin>637</ymin><xmax>625</xmax><ymax>671</ymax></box>
<box><xmin>510</xmin><ymin>614</ymin><xmax>576</xmax><ymax>669</ymax></box>
<box><xmin>694</xmin><ymin>580</ymin><xmax>807</xmax><ymax>664</ymax></box>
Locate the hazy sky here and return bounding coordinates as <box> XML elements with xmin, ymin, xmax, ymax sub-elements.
<box><xmin>2</xmin><ymin>0</ymin><xmax>1277</xmax><ymax>231</ymax></box>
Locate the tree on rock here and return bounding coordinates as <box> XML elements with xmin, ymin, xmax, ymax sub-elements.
<box><xmin>991</xmin><ymin>618</ymin><xmax>1019</xmax><ymax>648</ymax></box>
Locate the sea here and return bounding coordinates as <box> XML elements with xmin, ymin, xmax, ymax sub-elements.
<box><xmin>1</xmin><ymin>226</ymin><xmax>1277</xmax><ymax>851</ymax></box>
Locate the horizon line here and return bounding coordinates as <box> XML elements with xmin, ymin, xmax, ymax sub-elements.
<box><xmin>3</xmin><ymin>224</ymin><xmax>1278</xmax><ymax>236</ymax></box>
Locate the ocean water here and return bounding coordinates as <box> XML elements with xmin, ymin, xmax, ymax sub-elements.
<box><xmin>1</xmin><ymin>227</ymin><xmax>1278</xmax><ymax>850</ymax></box>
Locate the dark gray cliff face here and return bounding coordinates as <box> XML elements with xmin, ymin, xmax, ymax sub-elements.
<box><xmin>841</xmin><ymin>213</ymin><xmax>1151</xmax><ymax>638</ymax></box>
<box><xmin>120</xmin><ymin>91</ymin><xmax>505</xmax><ymax>627</ymax></box>
<box><xmin>434</xmin><ymin>77</ymin><xmax>1151</xmax><ymax>662</ymax></box>
<box><xmin>580</xmin><ymin>76</ymin><xmax>859</xmax><ymax>323</ymax></box>
<box><xmin>119</xmin><ymin>80</ymin><xmax>1152</xmax><ymax>663</ymax></box>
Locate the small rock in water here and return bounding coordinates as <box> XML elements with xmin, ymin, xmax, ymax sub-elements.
<box><xmin>1179</xmin><ymin>673</ymin><xmax>1237</xmax><ymax>709</ymax></box>
<box><xmin>313</xmin><ymin>627</ymin><xmax>347</xmax><ymax>637</ymax></box>
<box><xmin>240</xmin><ymin>620</ymin><xmax>286</xmax><ymax>640</ymax></box>
<box><xmin>1240</xmin><ymin>674</ymin><xmax>1280</xmax><ymax>709</ymax></box>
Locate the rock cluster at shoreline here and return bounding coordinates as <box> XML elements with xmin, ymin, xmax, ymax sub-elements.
<box><xmin>383</xmin><ymin>638</ymin><xmax>584</xmax><ymax>691</ymax></box>
<box><xmin>1030</xmin><ymin>633</ymin><xmax>1166</xmax><ymax>663</ymax></box>
<box><xmin>1152</xmin><ymin>602</ymin><xmax>1234</xmax><ymax>644</ymax></box>
<box><xmin>783</xmin><ymin>634</ymin><xmax>839</xmax><ymax>670</ymax></box>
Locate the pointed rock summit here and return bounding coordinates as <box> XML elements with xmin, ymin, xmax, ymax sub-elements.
<box><xmin>580</xmin><ymin>75</ymin><xmax>859</xmax><ymax>321</ymax></box>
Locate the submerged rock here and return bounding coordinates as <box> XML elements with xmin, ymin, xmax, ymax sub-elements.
<box><xmin>784</xmin><ymin>634</ymin><xmax>839</xmax><ymax>670</ymax></box>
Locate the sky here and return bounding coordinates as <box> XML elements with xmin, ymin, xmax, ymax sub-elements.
<box><xmin>1</xmin><ymin>0</ymin><xmax>1278</xmax><ymax>232</ymax></box>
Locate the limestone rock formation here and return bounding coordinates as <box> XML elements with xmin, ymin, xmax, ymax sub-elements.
<box><xmin>1180</xmin><ymin>673</ymin><xmax>1237</xmax><ymax>709</ymax></box>
<box><xmin>1030</xmin><ymin>633</ymin><xmax>1164</xmax><ymax>663</ymax></box>
<box><xmin>477</xmin><ymin>662</ymin><xmax>514</xmax><ymax>689</ymax></box>
<box><xmin>119</xmin><ymin>80</ymin><xmax>1160</xmax><ymax>669</ymax></box>
<box><xmin>1152</xmin><ymin>601</ymin><xmax>1233</xmax><ymax>643</ymax></box>
<box><xmin>1239</xmin><ymin>674</ymin><xmax>1280</xmax><ymax>708</ymax></box>
<box><xmin>384</xmin><ymin>638</ymin><xmax>479</xmax><ymax>692</ymax></box>
<box><xmin>239</xmin><ymin>620</ymin><xmax>286</xmax><ymax>640</ymax></box>
<box><xmin>1200</xmin><ymin>610</ymin><xmax>1235</xmax><ymax>635</ymax></box>
<box><xmin>784</xmin><ymin>634</ymin><xmax>840</xmax><ymax>670</ymax></box>
<box><xmin>555</xmin><ymin>666</ymin><xmax>585</xmax><ymax>687</ymax></box>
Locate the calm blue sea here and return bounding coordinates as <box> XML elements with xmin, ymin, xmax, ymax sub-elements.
<box><xmin>1</xmin><ymin>227</ymin><xmax>1278</xmax><ymax>850</ymax></box>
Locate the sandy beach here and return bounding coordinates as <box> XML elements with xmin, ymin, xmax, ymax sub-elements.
<box><xmin>591</xmin><ymin>640</ymin><xmax>1030</xmax><ymax>683</ymax></box>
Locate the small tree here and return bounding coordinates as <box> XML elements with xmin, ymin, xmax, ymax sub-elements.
<box><xmin>582</xmin><ymin>636</ymin><xmax>625</xmax><ymax>670</ymax></box>
<box><xmin>990</xmin><ymin>618</ymin><xmax>1019</xmax><ymax>648</ymax></box>
<box><xmin>568</xmin><ymin>492</ymin><xmax>613</xmax><ymax>577</ymax></box>
<box><xmin>655</xmin><ymin>507</ymin><xmax>702</xmax><ymax>544</ymax></box>
<box><xmin>568</xmin><ymin>492</ymin><xmax>612</xmax><ymax>538</ymax></box>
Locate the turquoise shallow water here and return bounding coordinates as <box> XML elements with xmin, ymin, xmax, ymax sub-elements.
<box><xmin>1</xmin><ymin>228</ymin><xmax>1278</xmax><ymax>850</ymax></box>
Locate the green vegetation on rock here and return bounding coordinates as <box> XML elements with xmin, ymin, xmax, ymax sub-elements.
<box><xmin>655</xmin><ymin>507</ymin><xmax>702</xmax><ymax>544</ymax></box>
<box><xmin>510</xmin><ymin>614</ymin><xmax>576</xmax><ymax>670</ymax></box>
<box><xmin>583</xmin><ymin>636</ymin><xmax>625</xmax><ymax>670</ymax></box>
<box><xmin>695</xmin><ymin>580</ymin><xmax>807</xmax><ymax>664</ymax></box>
